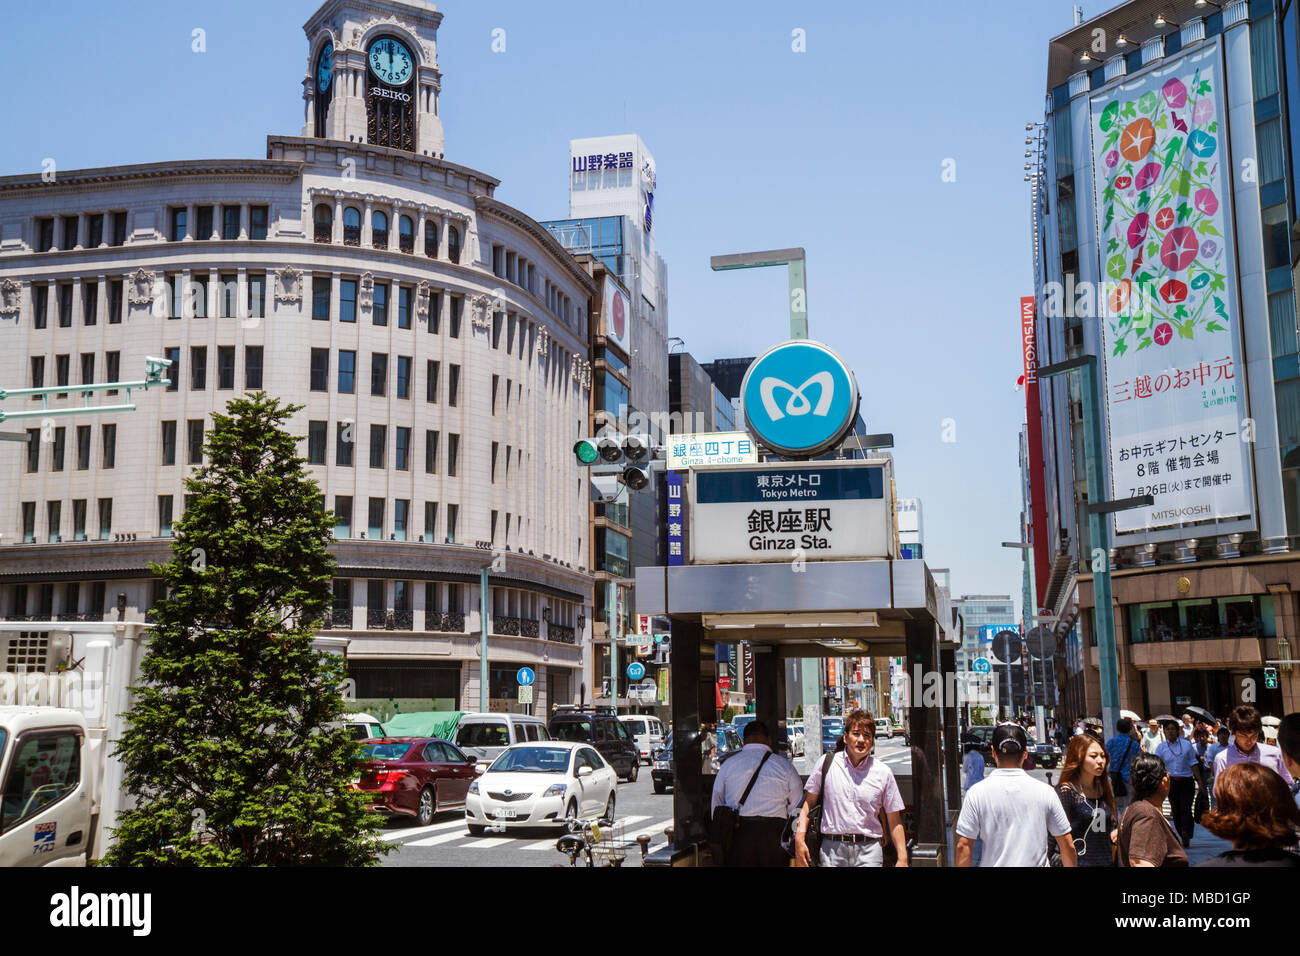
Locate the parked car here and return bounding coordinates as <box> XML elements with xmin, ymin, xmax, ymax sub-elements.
<box><xmin>731</xmin><ymin>714</ymin><xmax>756</xmax><ymax>740</ymax></box>
<box><xmin>548</xmin><ymin>709</ymin><xmax>641</xmax><ymax>782</ymax></box>
<box><xmin>464</xmin><ymin>742</ymin><xmax>617</xmax><ymax>834</ymax></box>
<box><xmin>787</xmin><ymin>722</ymin><xmax>805</xmax><ymax>757</ymax></box>
<box><xmin>453</xmin><ymin>713</ymin><xmax>551</xmax><ymax>766</ymax></box>
<box><xmin>1030</xmin><ymin>739</ymin><xmax>1062</xmax><ymax>769</ymax></box>
<box><xmin>651</xmin><ymin>733</ymin><xmax>675</xmax><ymax>794</ymax></box>
<box><xmin>619</xmin><ymin>714</ymin><xmax>665</xmax><ymax>765</ymax></box>
<box><xmin>353</xmin><ymin>737</ymin><xmax>479</xmax><ymax>826</ymax></box>
<box><xmin>821</xmin><ymin>717</ymin><xmax>844</xmax><ymax>754</ymax></box>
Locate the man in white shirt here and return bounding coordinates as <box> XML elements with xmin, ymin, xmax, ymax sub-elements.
<box><xmin>710</xmin><ymin>720</ymin><xmax>805</xmax><ymax>867</ymax></box>
<box><xmin>956</xmin><ymin>724</ymin><xmax>1076</xmax><ymax>867</ymax></box>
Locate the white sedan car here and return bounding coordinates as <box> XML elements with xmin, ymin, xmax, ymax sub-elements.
<box><xmin>464</xmin><ymin>741</ymin><xmax>618</xmax><ymax>835</ymax></box>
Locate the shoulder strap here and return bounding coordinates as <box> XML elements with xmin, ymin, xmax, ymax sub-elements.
<box><xmin>737</xmin><ymin>751</ymin><xmax>773</xmax><ymax>808</ymax></box>
<box><xmin>815</xmin><ymin>752</ymin><xmax>835</xmax><ymax>805</ymax></box>
<box><xmin>1121</xmin><ymin>738</ymin><xmax>1135</xmax><ymax>764</ymax></box>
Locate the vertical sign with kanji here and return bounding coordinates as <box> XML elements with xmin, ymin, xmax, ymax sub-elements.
<box><xmin>666</xmin><ymin>470</ymin><xmax>685</xmax><ymax>566</ymax></box>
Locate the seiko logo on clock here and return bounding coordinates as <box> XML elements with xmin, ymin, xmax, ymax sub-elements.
<box><xmin>371</xmin><ymin>88</ymin><xmax>411</xmax><ymax>102</ymax></box>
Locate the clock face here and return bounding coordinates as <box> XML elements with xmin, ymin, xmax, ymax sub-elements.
<box><xmin>316</xmin><ymin>42</ymin><xmax>333</xmax><ymax>92</ymax></box>
<box><xmin>368</xmin><ymin>37</ymin><xmax>414</xmax><ymax>86</ymax></box>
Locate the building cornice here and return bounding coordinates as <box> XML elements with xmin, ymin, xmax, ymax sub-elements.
<box><xmin>0</xmin><ymin>160</ymin><xmax>303</xmax><ymax>196</ymax></box>
<box><xmin>270</xmin><ymin>135</ymin><xmax>498</xmax><ymax>192</ymax></box>
<box><xmin>475</xmin><ymin>195</ymin><xmax>600</xmax><ymax>297</ymax></box>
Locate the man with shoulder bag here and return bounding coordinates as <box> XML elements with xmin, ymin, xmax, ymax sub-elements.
<box><xmin>709</xmin><ymin>720</ymin><xmax>805</xmax><ymax>867</ymax></box>
<box><xmin>1105</xmin><ymin>718</ymin><xmax>1139</xmax><ymax>812</ymax></box>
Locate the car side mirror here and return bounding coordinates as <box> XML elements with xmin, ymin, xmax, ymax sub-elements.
<box><xmin>578</xmin><ymin>765</ymin><xmax>594</xmax><ymax>778</ymax></box>
<box><xmin>465</xmin><ymin>756</ymin><xmax>477</xmax><ymax>766</ymax></box>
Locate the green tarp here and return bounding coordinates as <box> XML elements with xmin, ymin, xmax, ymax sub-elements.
<box><xmin>381</xmin><ymin>710</ymin><xmax>464</xmax><ymax>741</ymax></box>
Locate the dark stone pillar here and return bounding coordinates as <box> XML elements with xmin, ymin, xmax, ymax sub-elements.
<box><xmin>754</xmin><ymin>648</ymin><xmax>787</xmax><ymax>752</ymax></box>
<box><xmin>670</xmin><ymin>617</ymin><xmax>708</xmax><ymax>847</ymax></box>
<box><xmin>940</xmin><ymin>645</ymin><xmax>961</xmax><ymax>819</ymax></box>
<box><xmin>905</xmin><ymin>618</ymin><xmax>947</xmax><ymax>863</ymax></box>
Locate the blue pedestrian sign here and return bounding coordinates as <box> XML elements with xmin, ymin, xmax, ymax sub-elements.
<box><xmin>972</xmin><ymin>658</ymin><xmax>992</xmax><ymax>675</ymax></box>
<box><xmin>626</xmin><ymin>662</ymin><xmax>646</xmax><ymax>681</ymax></box>
<box><xmin>516</xmin><ymin>667</ymin><xmax>535</xmax><ymax>686</ymax></box>
<box><xmin>740</xmin><ymin>340</ymin><xmax>860</xmax><ymax>458</ymax></box>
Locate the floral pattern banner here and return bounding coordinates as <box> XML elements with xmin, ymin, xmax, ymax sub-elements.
<box><xmin>1089</xmin><ymin>42</ymin><xmax>1252</xmax><ymax>533</ymax></box>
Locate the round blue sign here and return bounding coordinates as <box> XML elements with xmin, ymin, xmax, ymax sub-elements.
<box><xmin>516</xmin><ymin>667</ymin><xmax>535</xmax><ymax>686</ymax></box>
<box><xmin>740</xmin><ymin>340</ymin><xmax>860</xmax><ymax>458</ymax></box>
<box><xmin>972</xmin><ymin>658</ymin><xmax>992</xmax><ymax>675</ymax></box>
<box><xmin>626</xmin><ymin>662</ymin><xmax>645</xmax><ymax>681</ymax></box>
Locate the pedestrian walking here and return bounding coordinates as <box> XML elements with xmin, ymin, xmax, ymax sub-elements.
<box><xmin>1141</xmin><ymin>719</ymin><xmax>1162</xmax><ymax>754</ymax></box>
<box><xmin>1052</xmin><ymin>734</ymin><xmax>1118</xmax><ymax>867</ymax></box>
<box><xmin>1277</xmin><ymin>714</ymin><xmax>1300</xmax><ymax>810</ymax></box>
<box><xmin>710</xmin><ymin>720</ymin><xmax>805</xmax><ymax>867</ymax></box>
<box><xmin>1105</xmin><ymin>718</ymin><xmax>1140</xmax><ymax>813</ymax></box>
<box><xmin>955</xmin><ymin>724</ymin><xmax>1075</xmax><ymax>867</ymax></box>
<box><xmin>1206</xmin><ymin>727</ymin><xmax>1230</xmax><ymax>811</ymax></box>
<box><xmin>1181</xmin><ymin>713</ymin><xmax>1196</xmax><ymax>739</ymax></box>
<box><xmin>1117</xmin><ymin>753</ymin><xmax>1189</xmax><ymax>867</ymax></box>
<box><xmin>792</xmin><ymin>710</ymin><xmax>907</xmax><ymax>868</ymax></box>
<box><xmin>1213</xmin><ymin>705</ymin><xmax>1296</xmax><ymax>788</ymax></box>
<box><xmin>1195</xmin><ymin>763</ymin><xmax>1300</xmax><ymax>867</ymax></box>
<box><xmin>962</xmin><ymin>740</ymin><xmax>985</xmax><ymax>793</ymax></box>
<box><xmin>1191</xmin><ymin>727</ymin><xmax>1211</xmax><ymax>824</ymax></box>
<box><xmin>1155</xmin><ymin>718</ymin><xmax>1197</xmax><ymax>847</ymax></box>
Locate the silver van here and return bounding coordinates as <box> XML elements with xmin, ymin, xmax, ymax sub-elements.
<box><xmin>453</xmin><ymin>712</ymin><xmax>551</xmax><ymax>765</ymax></box>
<box><xmin>619</xmin><ymin>714</ymin><xmax>665</xmax><ymax>765</ymax></box>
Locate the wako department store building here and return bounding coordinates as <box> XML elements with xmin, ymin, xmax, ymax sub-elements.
<box><xmin>0</xmin><ymin>0</ymin><xmax>595</xmax><ymax>714</ymax></box>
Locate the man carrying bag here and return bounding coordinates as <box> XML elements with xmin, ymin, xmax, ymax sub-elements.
<box><xmin>1105</xmin><ymin>718</ymin><xmax>1139</xmax><ymax>812</ymax></box>
<box><xmin>709</xmin><ymin>721</ymin><xmax>805</xmax><ymax>867</ymax></box>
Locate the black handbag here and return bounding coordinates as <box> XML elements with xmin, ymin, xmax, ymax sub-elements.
<box><xmin>708</xmin><ymin>751</ymin><xmax>772</xmax><ymax>864</ymax></box>
<box><xmin>781</xmin><ymin>753</ymin><xmax>834</xmax><ymax>865</ymax></box>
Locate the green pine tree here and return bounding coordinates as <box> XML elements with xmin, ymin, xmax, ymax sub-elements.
<box><xmin>103</xmin><ymin>393</ymin><xmax>388</xmax><ymax>866</ymax></box>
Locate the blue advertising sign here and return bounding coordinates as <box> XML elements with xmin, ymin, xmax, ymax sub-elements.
<box><xmin>516</xmin><ymin>667</ymin><xmax>535</xmax><ymax>686</ymax></box>
<box><xmin>666</xmin><ymin>470</ymin><xmax>685</xmax><ymax>566</ymax></box>
<box><xmin>740</xmin><ymin>340</ymin><xmax>860</xmax><ymax>458</ymax></box>
<box><xmin>977</xmin><ymin>625</ymin><xmax>1003</xmax><ymax>645</ymax></box>
<box><xmin>626</xmin><ymin>661</ymin><xmax>646</xmax><ymax>681</ymax></box>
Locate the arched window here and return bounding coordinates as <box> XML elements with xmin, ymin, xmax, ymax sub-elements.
<box><xmin>398</xmin><ymin>215</ymin><xmax>414</xmax><ymax>253</ymax></box>
<box><xmin>447</xmin><ymin>225</ymin><xmax>461</xmax><ymax>264</ymax></box>
<box><xmin>343</xmin><ymin>207</ymin><xmax>361</xmax><ymax>247</ymax></box>
<box><xmin>313</xmin><ymin>203</ymin><xmax>333</xmax><ymax>243</ymax></box>
<box><xmin>372</xmin><ymin>210</ymin><xmax>389</xmax><ymax>249</ymax></box>
<box><xmin>424</xmin><ymin>219</ymin><xmax>438</xmax><ymax>258</ymax></box>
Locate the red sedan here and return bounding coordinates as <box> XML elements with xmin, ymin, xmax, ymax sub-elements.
<box><xmin>354</xmin><ymin>737</ymin><xmax>481</xmax><ymax>826</ymax></box>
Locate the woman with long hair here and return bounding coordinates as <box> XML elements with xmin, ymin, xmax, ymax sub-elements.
<box><xmin>1052</xmin><ymin>734</ymin><xmax>1119</xmax><ymax>866</ymax></box>
<box><xmin>1196</xmin><ymin>763</ymin><xmax>1300</xmax><ymax>867</ymax></box>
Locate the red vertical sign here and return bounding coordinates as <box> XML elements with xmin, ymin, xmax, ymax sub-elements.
<box><xmin>1022</xmin><ymin>296</ymin><xmax>1050</xmax><ymax>613</ymax></box>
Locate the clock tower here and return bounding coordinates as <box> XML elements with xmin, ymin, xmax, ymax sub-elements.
<box><xmin>301</xmin><ymin>0</ymin><xmax>445</xmax><ymax>158</ymax></box>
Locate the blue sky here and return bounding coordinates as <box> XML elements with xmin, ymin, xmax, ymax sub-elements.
<box><xmin>0</xmin><ymin>0</ymin><xmax>1096</xmax><ymax>615</ymax></box>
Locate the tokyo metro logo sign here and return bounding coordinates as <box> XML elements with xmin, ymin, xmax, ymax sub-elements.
<box><xmin>741</xmin><ymin>340</ymin><xmax>859</xmax><ymax>458</ymax></box>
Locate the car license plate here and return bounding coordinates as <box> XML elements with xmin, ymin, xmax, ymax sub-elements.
<box><xmin>493</xmin><ymin>809</ymin><xmax>517</xmax><ymax>820</ymax></box>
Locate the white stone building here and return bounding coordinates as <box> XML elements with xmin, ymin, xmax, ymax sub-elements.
<box><xmin>0</xmin><ymin>0</ymin><xmax>596</xmax><ymax>714</ymax></box>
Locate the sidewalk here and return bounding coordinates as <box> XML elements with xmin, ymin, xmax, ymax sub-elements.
<box><xmin>1182</xmin><ymin>823</ymin><xmax>1232</xmax><ymax>865</ymax></box>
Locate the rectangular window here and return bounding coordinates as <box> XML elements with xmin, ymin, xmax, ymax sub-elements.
<box><xmin>55</xmin><ymin>354</ymin><xmax>69</xmax><ymax>397</ymax></box>
<box><xmin>340</xmin><ymin>279</ymin><xmax>357</xmax><ymax>323</ymax></box>
<box><xmin>492</xmin><ymin>374</ymin><xmax>499</xmax><ymax>414</ymax></box>
<box><xmin>108</xmin><ymin>280</ymin><xmax>122</xmax><ymax>324</ymax></box>
<box><xmin>76</xmin><ymin>425</ymin><xmax>91</xmax><ymax>470</ymax></box>
<box><xmin>97</xmin><ymin>498</ymin><xmax>112</xmax><ymax>540</ymax></box>
<box><xmin>217</xmin><ymin>346</ymin><xmax>235</xmax><ymax>390</ymax></box>
<box><xmin>171</xmin><ymin>207</ymin><xmax>187</xmax><ymax>242</ymax></box>
<box><xmin>369</xmin><ymin>424</ymin><xmax>386</xmax><ymax>468</ymax></box>
<box><xmin>397</xmin><ymin>356</ymin><xmax>411</xmax><ymax>399</ymax></box>
<box><xmin>491</xmin><ymin>441</ymin><xmax>498</xmax><ymax>483</ymax></box>
<box><xmin>22</xmin><ymin>502</ymin><xmax>36</xmax><ymax>543</ymax></box>
<box><xmin>190</xmin><ymin>346</ymin><xmax>207</xmax><ymax>390</ymax></box>
<box><xmin>101</xmin><ymin>424</ymin><xmax>116</xmax><ymax>469</ymax></box>
<box><xmin>310</xmin><ymin>348</ymin><xmax>329</xmax><ymax>391</ymax></box>
<box><xmin>426</xmin><ymin>360</ymin><xmax>439</xmax><ymax>403</ymax></box>
<box><xmin>73</xmin><ymin>500</ymin><xmax>87</xmax><ymax>541</ymax></box>
<box><xmin>336</xmin><ymin>422</ymin><xmax>354</xmax><ymax>466</ymax></box>
<box><xmin>88</xmin><ymin>211</ymin><xmax>105</xmax><ymax>246</ymax></box>
<box><xmin>59</xmin><ymin>284</ymin><xmax>72</xmax><ymax>327</ymax></box>
<box><xmin>425</xmin><ymin>219</ymin><xmax>438</xmax><ymax>257</ymax></box>
<box><xmin>398</xmin><ymin>286</ymin><xmax>411</xmax><ymax>329</ymax></box>
<box><xmin>447</xmin><ymin>433</ymin><xmax>459</xmax><ymax>476</ymax></box>
<box><xmin>395</xmin><ymin>426</ymin><xmax>411</xmax><ymax>471</ymax></box>
<box><xmin>110</xmin><ymin>211</ymin><xmax>127</xmax><ymax>246</ymax></box>
<box><xmin>312</xmin><ymin>277</ymin><xmax>330</xmax><ymax>320</ymax></box>
<box><xmin>368</xmin><ymin>498</ymin><xmax>384</xmax><ymax>539</ymax></box>
<box><xmin>168</xmin><ymin>275</ymin><xmax>183</xmax><ymax>319</ymax></box>
<box><xmin>425</xmin><ymin>430</ymin><xmax>439</xmax><ymax>474</ymax></box>
<box><xmin>373</xmin><ymin>282</ymin><xmax>388</xmax><ymax>326</ymax></box>
<box><xmin>249</xmin><ymin>205</ymin><xmax>268</xmax><ymax>240</ymax></box>
<box><xmin>51</xmin><ymin>426</ymin><xmax>65</xmax><ymax>471</ymax></box>
<box><xmin>30</xmin><ymin>356</ymin><xmax>44</xmax><ymax>393</ymax></box>
<box><xmin>424</xmin><ymin>503</ymin><xmax>438</xmax><ymax>542</ymax></box>
<box><xmin>47</xmin><ymin>501</ymin><xmax>61</xmax><ymax>542</ymax></box>
<box><xmin>36</xmin><ymin>217</ymin><xmax>54</xmax><ymax>252</ymax></box>
<box><xmin>492</xmin><ymin>312</ymin><xmax>502</xmax><ymax>349</ymax></box>
<box><xmin>25</xmin><ymin>429</ymin><xmax>38</xmax><ymax>473</ymax></box>
<box><xmin>80</xmin><ymin>352</ymin><xmax>94</xmax><ymax>386</ymax></box>
<box><xmin>158</xmin><ymin>496</ymin><xmax>173</xmax><ymax>537</ymax></box>
<box><xmin>337</xmin><ymin>349</ymin><xmax>355</xmax><ymax>393</ymax></box>
<box><xmin>33</xmin><ymin>285</ymin><xmax>48</xmax><ymax>329</ymax></box>
<box><xmin>90</xmin><ymin>582</ymin><xmax>105</xmax><ymax>617</ymax></box>
<box><xmin>222</xmin><ymin>205</ymin><xmax>241</xmax><ymax>240</ymax></box>
<box><xmin>429</xmin><ymin>290</ymin><xmax>441</xmax><ymax>334</ymax></box>
<box><xmin>160</xmin><ymin>421</ymin><xmax>177</xmax><ymax>466</ymax></box>
<box><xmin>196</xmin><ymin>206</ymin><xmax>214</xmax><ymax>240</ymax></box>
<box><xmin>104</xmin><ymin>351</ymin><xmax>119</xmax><ymax>395</ymax></box>
<box><xmin>247</xmin><ymin>273</ymin><xmax>265</xmax><ymax>319</ymax></box>
<box><xmin>446</xmin><ymin>504</ymin><xmax>458</xmax><ymax>543</ymax></box>
<box><xmin>165</xmin><ymin>347</ymin><xmax>180</xmax><ymax>391</ymax></box>
<box><xmin>371</xmin><ymin>353</ymin><xmax>387</xmax><ymax>396</ymax></box>
<box><xmin>491</xmin><ymin>510</ymin><xmax>498</xmax><ymax>545</ymax></box>
<box><xmin>83</xmin><ymin>282</ymin><xmax>98</xmax><ymax>326</ymax></box>
<box><xmin>245</xmin><ymin>346</ymin><xmax>263</xmax><ymax>389</ymax></box>
<box><xmin>334</xmin><ymin>496</ymin><xmax>352</xmax><ymax>537</ymax></box>
<box><xmin>448</xmin><ymin>364</ymin><xmax>460</xmax><ymax>407</ymax></box>
<box><xmin>62</xmin><ymin>215</ymin><xmax>78</xmax><ymax>249</ymax></box>
<box><xmin>218</xmin><ymin>273</ymin><xmax>236</xmax><ymax>318</ymax></box>
<box><xmin>449</xmin><ymin>296</ymin><xmax>461</xmax><ymax>338</ymax></box>
<box><xmin>394</xmin><ymin>500</ymin><xmax>409</xmax><ymax>541</ymax></box>
<box><xmin>308</xmin><ymin>421</ymin><xmax>327</xmax><ymax>464</ymax></box>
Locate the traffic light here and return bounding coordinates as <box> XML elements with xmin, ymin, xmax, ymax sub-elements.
<box><xmin>1265</xmin><ymin>667</ymin><xmax>1278</xmax><ymax>690</ymax></box>
<box><xmin>573</xmin><ymin>433</ymin><xmax>662</xmax><ymax>492</ymax></box>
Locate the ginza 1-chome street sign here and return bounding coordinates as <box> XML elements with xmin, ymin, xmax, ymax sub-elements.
<box><xmin>668</xmin><ymin>431</ymin><xmax>757</xmax><ymax>470</ymax></box>
<box><xmin>688</xmin><ymin>459</ymin><xmax>892</xmax><ymax>564</ymax></box>
<box><xmin>740</xmin><ymin>340</ymin><xmax>860</xmax><ymax>458</ymax></box>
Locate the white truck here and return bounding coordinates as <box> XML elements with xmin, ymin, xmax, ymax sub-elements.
<box><xmin>0</xmin><ymin>621</ymin><xmax>148</xmax><ymax>866</ymax></box>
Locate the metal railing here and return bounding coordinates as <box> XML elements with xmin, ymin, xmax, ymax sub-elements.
<box><xmin>548</xmin><ymin>624</ymin><xmax>576</xmax><ymax>645</ymax></box>
<box><xmin>314</xmin><ymin>223</ymin><xmax>332</xmax><ymax>243</ymax></box>
<box><xmin>496</xmin><ymin>615</ymin><xmax>521</xmax><ymax>636</ymax></box>
<box><xmin>1136</xmin><ymin>620</ymin><xmax>1264</xmax><ymax>643</ymax></box>
<box><xmin>390</xmin><ymin>609</ymin><xmax>413</xmax><ymax>630</ymax></box>
<box><xmin>372</xmin><ymin>229</ymin><xmax>388</xmax><ymax>249</ymax></box>
<box><xmin>366</xmin><ymin>608</ymin><xmax>387</xmax><ymax>629</ymax></box>
<box><xmin>426</xmin><ymin>611</ymin><xmax>464</xmax><ymax>633</ymax></box>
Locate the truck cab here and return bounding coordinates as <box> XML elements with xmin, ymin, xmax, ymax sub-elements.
<box><xmin>0</xmin><ymin>707</ymin><xmax>92</xmax><ymax>866</ymax></box>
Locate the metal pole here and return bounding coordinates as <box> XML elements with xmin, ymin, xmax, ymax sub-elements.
<box><xmin>787</xmin><ymin>257</ymin><xmax>808</xmax><ymax>339</ymax></box>
<box><xmin>607</xmin><ymin>579</ymin><xmax>618</xmax><ymax>715</ymax></box>
<box><xmin>480</xmin><ymin>565</ymin><xmax>489</xmax><ymax>713</ymax></box>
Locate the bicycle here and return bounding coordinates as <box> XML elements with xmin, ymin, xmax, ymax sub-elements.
<box><xmin>555</xmin><ymin>818</ymin><xmax>601</xmax><ymax>867</ymax></box>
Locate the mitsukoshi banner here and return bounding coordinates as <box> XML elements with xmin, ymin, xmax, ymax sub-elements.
<box><xmin>1089</xmin><ymin>40</ymin><xmax>1252</xmax><ymax>533</ymax></box>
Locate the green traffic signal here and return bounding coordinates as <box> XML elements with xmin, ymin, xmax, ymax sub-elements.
<box><xmin>573</xmin><ymin>439</ymin><xmax>599</xmax><ymax>464</ymax></box>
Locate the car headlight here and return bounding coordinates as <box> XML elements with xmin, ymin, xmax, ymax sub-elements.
<box><xmin>544</xmin><ymin>783</ymin><xmax>568</xmax><ymax>797</ymax></box>
<box><xmin>468</xmin><ymin>780</ymin><xmax>479</xmax><ymax>795</ymax></box>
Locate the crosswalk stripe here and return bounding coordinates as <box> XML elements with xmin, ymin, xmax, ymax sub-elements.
<box><xmin>518</xmin><ymin>814</ymin><xmax>656</xmax><ymax>850</ymax></box>
<box><xmin>406</xmin><ymin>828</ymin><xmax>475</xmax><ymax>848</ymax></box>
<box><xmin>381</xmin><ymin>818</ymin><xmax>468</xmax><ymax>843</ymax></box>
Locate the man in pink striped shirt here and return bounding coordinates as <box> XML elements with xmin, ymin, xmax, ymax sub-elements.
<box><xmin>1213</xmin><ymin>705</ymin><xmax>1295</xmax><ymax>788</ymax></box>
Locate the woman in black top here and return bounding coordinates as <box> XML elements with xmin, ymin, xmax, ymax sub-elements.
<box><xmin>1053</xmin><ymin>734</ymin><xmax>1119</xmax><ymax>866</ymax></box>
<box><xmin>1196</xmin><ymin>763</ymin><xmax>1300</xmax><ymax>867</ymax></box>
